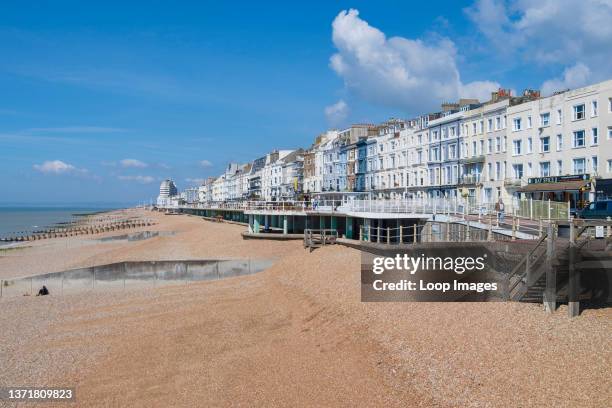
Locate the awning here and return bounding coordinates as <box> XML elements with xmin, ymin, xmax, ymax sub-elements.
<box><xmin>517</xmin><ymin>180</ymin><xmax>589</xmax><ymax>193</ymax></box>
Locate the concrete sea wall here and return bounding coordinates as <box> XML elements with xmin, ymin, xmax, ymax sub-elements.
<box><xmin>0</xmin><ymin>259</ymin><xmax>274</xmax><ymax>298</ymax></box>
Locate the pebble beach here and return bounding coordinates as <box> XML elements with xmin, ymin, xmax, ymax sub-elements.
<box><xmin>0</xmin><ymin>209</ymin><xmax>610</xmax><ymax>407</ymax></box>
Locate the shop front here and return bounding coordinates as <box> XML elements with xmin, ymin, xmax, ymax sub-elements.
<box><xmin>516</xmin><ymin>174</ymin><xmax>593</xmax><ymax>210</ymax></box>
<box><xmin>595</xmin><ymin>178</ymin><xmax>612</xmax><ymax>200</ymax></box>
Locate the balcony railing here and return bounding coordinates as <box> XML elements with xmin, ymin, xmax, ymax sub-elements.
<box><xmin>458</xmin><ymin>174</ymin><xmax>482</xmax><ymax>185</ymax></box>
<box><xmin>503</xmin><ymin>178</ymin><xmax>523</xmax><ymax>187</ymax></box>
<box><xmin>460</xmin><ymin>155</ymin><xmax>486</xmax><ymax>164</ymax></box>
<box><xmin>166</xmin><ymin>196</ymin><xmax>569</xmax><ymax>222</ymax></box>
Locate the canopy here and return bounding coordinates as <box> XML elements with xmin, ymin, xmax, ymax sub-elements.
<box><xmin>517</xmin><ymin>180</ymin><xmax>588</xmax><ymax>193</ymax></box>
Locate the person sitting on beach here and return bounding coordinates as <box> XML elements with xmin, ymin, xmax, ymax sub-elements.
<box><xmin>37</xmin><ymin>285</ymin><xmax>49</xmax><ymax>296</ymax></box>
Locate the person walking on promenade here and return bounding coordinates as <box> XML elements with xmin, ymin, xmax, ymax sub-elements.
<box><xmin>495</xmin><ymin>198</ymin><xmax>505</xmax><ymax>226</ymax></box>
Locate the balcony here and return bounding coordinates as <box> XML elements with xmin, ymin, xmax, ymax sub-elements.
<box><xmin>504</xmin><ymin>178</ymin><xmax>523</xmax><ymax>187</ymax></box>
<box><xmin>458</xmin><ymin>174</ymin><xmax>482</xmax><ymax>185</ymax></box>
<box><xmin>460</xmin><ymin>155</ymin><xmax>486</xmax><ymax>164</ymax></box>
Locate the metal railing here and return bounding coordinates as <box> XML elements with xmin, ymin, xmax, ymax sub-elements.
<box><xmin>505</xmin><ymin>218</ymin><xmax>612</xmax><ymax>316</ymax></box>
<box><xmin>167</xmin><ymin>197</ymin><xmax>570</xmax><ymax>222</ymax></box>
<box><xmin>303</xmin><ymin>229</ymin><xmax>338</xmax><ymax>250</ymax></box>
<box><xmin>356</xmin><ymin>221</ymin><xmax>496</xmax><ymax>245</ymax></box>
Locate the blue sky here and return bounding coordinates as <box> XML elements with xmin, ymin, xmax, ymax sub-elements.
<box><xmin>1</xmin><ymin>0</ymin><xmax>610</xmax><ymax>204</ymax></box>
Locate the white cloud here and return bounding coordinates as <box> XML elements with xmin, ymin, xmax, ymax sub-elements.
<box><xmin>199</xmin><ymin>160</ymin><xmax>213</xmax><ymax>168</ymax></box>
<box><xmin>117</xmin><ymin>175</ymin><xmax>155</xmax><ymax>184</ymax></box>
<box><xmin>33</xmin><ymin>160</ymin><xmax>77</xmax><ymax>174</ymax></box>
<box><xmin>120</xmin><ymin>159</ymin><xmax>148</xmax><ymax>168</ymax></box>
<box><xmin>324</xmin><ymin>99</ymin><xmax>349</xmax><ymax>127</ymax></box>
<box><xmin>460</xmin><ymin>81</ymin><xmax>503</xmax><ymax>104</ymax></box>
<box><xmin>541</xmin><ymin>63</ymin><xmax>591</xmax><ymax>96</ymax></box>
<box><xmin>329</xmin><ymin>9</ymin><xmax>499</xmax><ymax>113</ymax></box>
<box><xmin>466</xmin><ymin>0</ymin><xmax>612</xmax><ymax>95</ymax></box>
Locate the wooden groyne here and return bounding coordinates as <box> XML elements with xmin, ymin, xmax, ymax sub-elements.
<box><xmin>0</xmin><ymin>219</ymin><xmax>156</xmax><ymax>243</ymax></box>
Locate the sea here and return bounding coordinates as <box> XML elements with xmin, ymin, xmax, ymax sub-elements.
<box><xmin>0</xmin><ymin>207</ymin><xmax>119</xmax><ymax>242</ymax></box>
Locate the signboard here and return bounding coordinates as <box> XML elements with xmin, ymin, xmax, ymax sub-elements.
<box><xmin>528</xmin><ymin>174</ymin><xmax>590</xmax><ymax>184</ymax></box>
<box><xmin>595</xmin><ymin>226</ymin><xmax>605</xmax><ymax>239</ymax></box>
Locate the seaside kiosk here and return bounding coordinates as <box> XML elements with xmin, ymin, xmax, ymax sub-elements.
<box><xmin>516</xmin><ymin>174</ymin><xmax>593</xmax><ymax>210</ymax></box>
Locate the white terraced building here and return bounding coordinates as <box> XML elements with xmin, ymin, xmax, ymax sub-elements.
<box><xmin>170</xmin><ymin>78</ymin><xmax>612</xmax><ymax>209</ymax></box>
<box><xmin>504</xmin><ymin>80</ymin><xmax>612</xmax><ymax>207</ymax></box>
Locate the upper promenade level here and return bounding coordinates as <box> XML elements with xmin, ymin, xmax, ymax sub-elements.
<box><xmin>168</xmin><ymin>197</ymin><xmax>570</xmax><ymax>222</ymax></box>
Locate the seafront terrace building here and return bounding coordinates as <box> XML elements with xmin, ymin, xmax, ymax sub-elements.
<box><xmin>426</xmin><ymin>99</ymin><xmax>480</xmax><ymax>199</ymax></box>
<box><xmin>458</xmin><ymin>93</ymin><xmax>511</xmax><ymax>204</ymax></box>
<box><xmin>262</xmin><ymin>150</ymin><xmax>294</xmax><ymax>201</ymax></box>
<box><xmin>279</xmin><ymin>149</ymin><xmax>304</xmax><ymax>199</ymax></box>
<box><xmin>405</xmin><ymin>114</ymin><xmax>436</xmax><ymax>198</ymax></box>
<box><xmin>170</xmin><ymin>78</ymin><xmax>612</xmax><ymax>214</ymax></box>
<box><xmin>505</xmin><ymin>80</ymin><xmax>612</xmax><ymax>206</ymax></box>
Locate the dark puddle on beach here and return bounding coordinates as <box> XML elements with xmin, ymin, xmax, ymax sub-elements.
<box><xmin>97</xmin><ymin>231</ymin><xmax>175</xmax><ymax>242</ymax></box>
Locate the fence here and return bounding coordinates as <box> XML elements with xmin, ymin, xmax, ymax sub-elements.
<box><xmin>173</xmin><ymin>197</ymin><xmax>569</xmax><ymax>222</ymax></box>
<box><xmin>0</xmin><ymin>259</ymin><xmax>274</xmax><ymax>298</ymax></box>
<box><xmin>357</xmin><ymin>221</ymin><xmax>496</xmax><ymax>245</ymax></box>
<box><xmin>506</xmin><ymin>218</ymin><xmax>612</xmax><ymax>317</ymax></box>
<box><xmin>303</xmin><ymin>229</ymin><xmax>338</xmax><ymax>250</ymax></box>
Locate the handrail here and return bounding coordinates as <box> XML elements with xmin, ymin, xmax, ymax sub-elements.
<box><xmin>168</xmin><ymin>197</ymin><xmax>570</xmax><ymax>221</ymax></box>
<box><xmin>506</xmin><ymin>232</ymin><xmax>548</xmax><ymax>295</ymax></box>
<box><xmin>506</xmin><ymin>218</ymin><xmax>611</xmax><ymax>300</ymax></box>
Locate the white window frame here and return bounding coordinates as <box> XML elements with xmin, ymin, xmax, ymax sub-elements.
<box><xmin>540</xmin><ymin>136</ymin><xmax>550</xmax><ymax>153</ymax></box>
<box><xmin>573</xmin><ymin>104</ymin><xmax>585</xmax><ymax>121</ymax></box>
<box><xmin>573</xmin><ymin>130</ymin><xmax>585</xmax><ymax>148</ymax></box>
<box><xmin>540</xmin><ymin>161</ymin><xmax>551</xmax><ymax>177</ymax></box>
<box><xmin>573</xmin><ymin>158</ymin><xmax>586</xmax><ymax>175</ymax></box>
<box><xmin>513</xmin><ymin>139</ymin><xmax>522</xmax><ymax>156</ymax></box>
